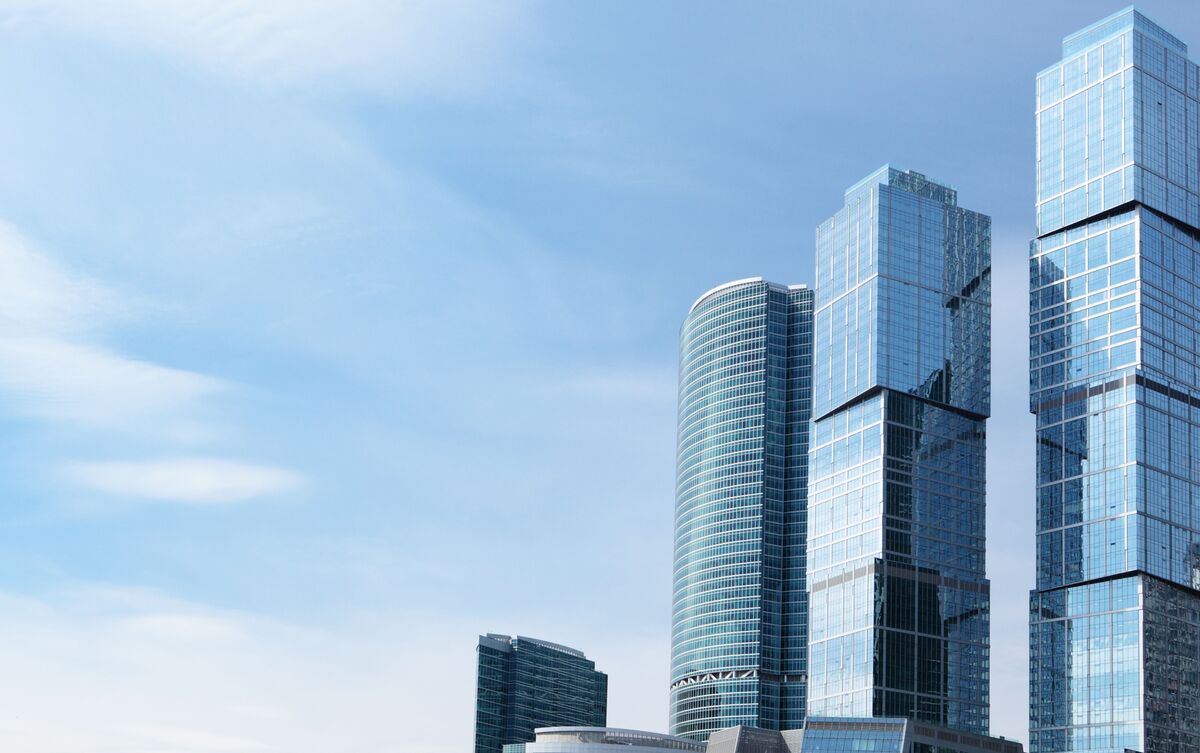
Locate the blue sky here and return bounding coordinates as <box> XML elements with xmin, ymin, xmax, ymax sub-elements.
<box><xmin>0</xmin><ymin>1</ymin><xmax>1196</xmax><ymax>751</ymax></box>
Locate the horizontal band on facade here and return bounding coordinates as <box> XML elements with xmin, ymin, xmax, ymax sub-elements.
<box><xmin>670</xmin><ymin>669</ymin><xmax>759</xmax><ymax>690</ymax></box>
<box><xmin>1035</xmin><ymin>371</ymin><xmax>1200</xmax><ymax>417</ymax></box>
<box><xmin>812</xmin><ymin>384</ymin><xmax>988</xmax><ymax>425</ymax></box>
<box><xmin>670</xmin><ymin>669</ymin><xmax>807</xmax><ymax>691</ymax></box>
<box><xmin>1033</xmin><ymin>567</ymin><xmax>1200</xmax><ymax>600</ymax></box>
<box><xmin>809</xmin><ymin>560</ymin><xmax>990</xmax><ymax>595</ymax></box>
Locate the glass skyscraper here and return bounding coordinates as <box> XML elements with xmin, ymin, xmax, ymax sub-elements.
<box><xmin>1029</xmin><ymin>9</ymin><xmax>1200</xmax><ymax>753</ymax></box>
<box><xmin>670</xmin><ymin>279</ymin><xmax>814</xmax><ymax>741</ymax></box>
<box><xmin>475</xmin><ymin>634</ymin><xmax>608</xmax><ymax>753</ymax></box>
<box><xmin>806</xmin><ymin>167</ymin><xmax>992</xmax><ymax>734</ymax></box>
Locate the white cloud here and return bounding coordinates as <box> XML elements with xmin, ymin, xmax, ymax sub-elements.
<box><xmin>0</xmin><ymin>222</ymin><xmax>305</xmax><ymax>504</ymax></box>
<box><xmin>69</xmin><ymin>458</ymin><xmax>302</xmax><ymax>503</ymax></box>
<box><xmin>0</xmin><ymin>0</ymin><xmax>531</xmax><ymax>97</ymax></box>
<box><xmin>0</xmin><ymin>222</ymin><xmax>114</xmax><ymax>338</ymax></box>
<box><xmin>0</xmin><ymin>338</ymin><xmax>221</xmax><ymax>424</ymax></box>
<box><xmin>113</xmin><ymin>724</ymin><xmax>271</xmax><ymax>753</ymax></box>
<box><xmin>0</xmin><ymin>581</ymin><xmax>680</xmax><ymax>752</ymax></box>
<box><xmin>0</xmin><ymin>222</ymin><xmax>224</xmax><ymax>427</ymax></box>
<box><xmin>118</xmin><ymin>613</ymin><xmax>246</xmax><ymax>642</ymax></box>
<box><xmin>0</xmin><ymin>585</ymin><xmax>477</xmax><ymax>753</ymax></box>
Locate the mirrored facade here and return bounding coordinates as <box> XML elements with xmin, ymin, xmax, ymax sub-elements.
<box><xmin>807</xmin><ymin>168</ymin><xmax>992</xmax><ymax>734</ymax></box>
<box><xmin>1029</xmin><ymin>9</ymin><xmax>1200</xmax><ymax>753</ymax></box>
<box><xmin>671</xmin><ymin>279</ymin><xmax>814</xmax><ymax>741</ymax></box>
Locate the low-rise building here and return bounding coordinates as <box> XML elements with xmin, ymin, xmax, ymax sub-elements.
<box><xmin>503</xmin><ymin>727</ymin><xmax>705</xmax><ymax>753</ymax></box>
<box><xmin>705</xmin><ymin>718</ymin><xmax>1023</xmax><ymax>753</ymax></box>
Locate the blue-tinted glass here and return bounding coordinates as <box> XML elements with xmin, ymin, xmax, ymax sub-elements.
<box><xmin>670</xmin><ymin>281</ymin><xmax>814</xmax><ymax>741</ymax></box>
<box><xmin>1037</xmin><ymin>10</ymin><xmax>1200</xmax><ymax>237</ymax></box>
<box><xmin>810</xmin><ymin>167</ymin><xmax>991</xmax><ymax>735</ymax></box>
<box><xmin>1030</xmin><ymin>10</ymin><xmax>1200</xmax><ymax>753</ymax></box>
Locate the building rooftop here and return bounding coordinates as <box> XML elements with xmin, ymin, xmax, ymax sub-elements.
<box><xmin>517</xmin><ymin>728</ymin><xmax>704</xmax><ymax>751</ymax></box>
<box><xmin>843</xmin><ymin>165</ymin><xmax>957</xmax><ymax>206</ymax></box>
<box><xmin>1061</xmin><ymin>6</ymin><xmax>1185</xmax><ymax>57</ymax></box>
<box><xmin>480</xmin><ymin>633</ymin><xmax>588</xmax><ymax>659</ymax></box>
<box><xmin>687</xmin><ymin>278</ymin><xmax>808</xmax><ymax>316</ymax></box>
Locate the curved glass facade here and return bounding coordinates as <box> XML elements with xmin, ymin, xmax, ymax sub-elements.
<box><xmin>502</xmin><ymin>727</ymin><xmax>705</xmax><ymax>753</ymax></box>
<box><xmin>670</xmin><ymin>279</ymin><xmax>814</xmax><ymax>741</ymax></box>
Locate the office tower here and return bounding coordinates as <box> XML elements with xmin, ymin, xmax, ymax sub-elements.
<box><xmin>474</xmin><ymin>634</ymin><xmax>608</xmax><ymax>753</ymax></box>
<box><xmin>806</xmin><ymin>167</ymin><xmax>992</xmax><ymax>734</ymax></box>
<box><xmin>670</xmin><ymin>279</ymin><xmax>815</xmax><ymax>741</ymax></box>
<box><xmin>1029</xmin><ymin>9</ymin><xmax>1200</xmax><ymax>753</ymax></box>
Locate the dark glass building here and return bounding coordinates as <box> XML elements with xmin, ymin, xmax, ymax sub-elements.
<box><xmin>475</xmin><ymin>634</ymin><xmax>608</xmax><ymax>753</ymax></box>
<box><xmin>670</xmin><ymin>279</ymin><xmax>815</xmax><ymax>741</ymax></box>
<box><xmin>1029</xmin><ymin>9</ymin><xmax>1200</xmax><ymax>753</ymax></box>
<box><xmin>806</xmin><ymin>167</ymin><xmax>992</xmax><ymax>734</ymax></box>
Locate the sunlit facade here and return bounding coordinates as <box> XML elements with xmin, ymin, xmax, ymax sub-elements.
<box><xmin>807</xmin><ymin>167</ymin><xmax>992</xmax><ymax>734</ymax></box>
<box><xmin>670</xmin><ymin>279</ymin><xmax>814</xmax><ymax>741</ymax></box>
<box><xmin>1028</xmin><ymin>9</ymin><xmax>1200</xmax><ymax>753</ymax></box>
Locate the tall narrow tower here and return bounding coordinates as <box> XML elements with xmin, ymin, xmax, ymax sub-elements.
<box><xmin>670</xmin><ymin>279</ymin><xmax>814</xmax><ymax>741</ymax></box>
<box><xmin>1029</xmin><ymin>9</ymin><xmax>1200</xmax><ymax>753</ymax></box>
<box><xmin>806</xmin><ymin>167</ymin><xmax>992</xmax><ymax>734</ymax></box>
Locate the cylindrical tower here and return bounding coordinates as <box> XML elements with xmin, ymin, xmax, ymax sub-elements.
<box><xmin>670</xmin><ymin>278</ymin><xmax>813</xmax><ymax>741</ymax></box>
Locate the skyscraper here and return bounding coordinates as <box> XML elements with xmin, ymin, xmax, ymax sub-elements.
<box><xmin>475</xmin><ymin>634</ymin><xmax>608</xmax><ymax>753</ymax></box>
<box><xmin>806</xmin><ymin>167</ymin><xmax>992</xmax><ymax>734</ymax></box>
<box><xmin>670</xmin><ymin>279</ymin><xmax>814</xmax><ymax>741</ymax></box>
<box><xmin>1029</xmin><ymin>9</ymin><xmax>1200</xmax><ymax>753</ymax></box>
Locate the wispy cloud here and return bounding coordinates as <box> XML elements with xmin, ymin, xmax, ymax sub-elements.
<box><xmin>0</xmin><ymin>0</ymin><xmax>531</xmax><ymax>97</ymax></box>
<box><xmin>0</xmin><ymin>338</ymin><xmax>221</xmax><ymax>425</ymax></box>
<box><xmin>0</xmin><ymin>222</ymin><xmax>303</xmax><ymax>503</ymax></box>
<box><xmin>0</xmin><ymin>222</ymin><xmax>223</xmax><ymax>427</ymax></box>
<box><xmin>114</xmin><ymin>724</ymin><xmax>271</xmax><ymax>753</ymax></box>
<box><xmin>68</xmin><ymin>458</ymin><xmax>302</xmax><ymax>504</ymax></box>
<box><xmin>0</xmin><ymin>582</ymin><xmax>672</xmax><ymax>752</ymax></box>
<box><xmin>0</xmin><ymin>585</ymin><xmax>477</xmax><ymax>753</ymax></box>
<box><xmin>0</xmin><ymin>222</ymin><xmax>114</xmax><ymax>337</ymax></box>
<box><xmin>118</xmin><ymin>612</ymin><xmax>246</xmax><ymax>642</ymax></box>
